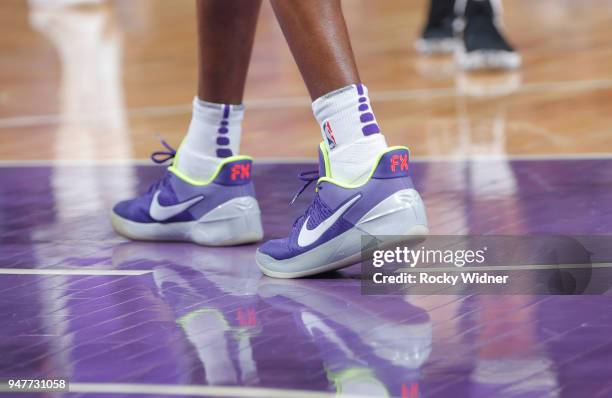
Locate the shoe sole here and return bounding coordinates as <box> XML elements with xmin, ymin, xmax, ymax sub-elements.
<box><xmin>415</xmin><ymin>37</ymin><xmax>460</xmax><ymax>54</ymax></box>
<box><xmin>456</xmin><ymin>46</ymin><xmax>522</xmax><ymax>70</ymax></box>
<box><xmin>111</xmin><ymin>196</ymin><xmax>264</xmax><ymax>246</ymax></box>
<box><xmin>256</xmin><ymin>189</ymin><xmax>429</xmax><ymax>278</ymax></box>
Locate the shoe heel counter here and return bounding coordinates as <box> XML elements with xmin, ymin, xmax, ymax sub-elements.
<box><xmin>213</xmin><ymin>158</ymin><xmax>253</xmax><ymax>186</ymax></box>
<box><xmin>372</xmin><ymin>148</ymin><xmax>411</xmax><ymax>180</ymax></box>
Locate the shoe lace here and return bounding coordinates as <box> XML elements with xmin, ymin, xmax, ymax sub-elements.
<box><xmin>290</xmin><ymin>170</ymin><xmax>320</xmax><ymax>205</ymax></box>
<box><xmin>150</xmin><ymin>136</ymin><xmax>177</xmax><ymax>164</ymax></box>
<box><xmin>147</xmin><ymin>137</ymin><xmax>177</xmax><ymax>194</ymax></box>
<box><xmin>290</xmin><ymin>170</ymin><xmax>322</xmax><ymax>228</ymax></box>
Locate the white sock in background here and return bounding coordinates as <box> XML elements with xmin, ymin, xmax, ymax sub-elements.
<box><xmin>175</xmin><ymin>97</ymin><xmax>244</xmax><ymax>181</ymax></box>
<box><xmin>312</xmin><ymin>84</ymin><xmax>388</xmax><ymax>184</ymax></box>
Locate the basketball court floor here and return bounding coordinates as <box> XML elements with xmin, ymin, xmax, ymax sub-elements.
<box><xmin>1</xmin><ymin>0</ymin><xmax>612</xmax><ymax>397</ymax></box>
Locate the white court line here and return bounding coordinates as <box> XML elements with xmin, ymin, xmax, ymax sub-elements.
<box><xmin>1</xmin><ymin>152</ymin><xmax>612</xmax><ymax>167</ymax></box>
<box><xmin>0</xmin><ymin>268</ymin><xmax>152</xmax><ymax>276</ymax></box>
<box><xmin>1</xmin><ymin>78</ymin><xmax>612</xmax><ymax>128</ymax></box>
<box><xmin>64</xmin><ymin>382</ymin><xmax>364</xmax><ymax>398</ymax></box>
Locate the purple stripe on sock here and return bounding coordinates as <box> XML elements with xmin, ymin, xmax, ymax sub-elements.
<box><xmin>216</xmin><ymin>148</ymin><xmax>233</xmax><ymax>158</ymax></box>
<box><xmin>360</xmin><ymin>113</ymin><xmax>374</xmax><ymax>123</ymax></box>
<box><xmin>358</xmin><ymin>104</ymin><xmax>369</xmax><ymax>112</ymax></box>
<box><xmin>362</xmin><ymin>123</ymin><xmax>380</xmax><ymax>135</ymax></box>
<box><xmin>359</xmin><ymin>97</ymin><xmax>367</xmax><ymax>103</ymax></box>
<box><xmin>356</xmin><ymin>84</ymin><xmax>364</xmax><ymax>95</ymax></box>
<box><xmin>216</xmin><ymin>105</ymin><xmax>232</xmax><ymax>158</ymax></box>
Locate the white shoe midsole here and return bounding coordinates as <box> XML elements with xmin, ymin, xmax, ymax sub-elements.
<box><xmin>415</xmin><ymin>37</ymin><xmax>460</xmax><ymax>54</ymax></box>
<box><xmin>111</xmin><ymin>196</ymin><xmax>263</xmax><ymax>246</ymax></box>
<box><xmin>456</xmin><ymin>45</ymin><xmax>522</xmax><ymax>70</ymax></box>
<box><xmin>256</xmin><ymin>189</ymin><xmax>429</xmax><ymax>278</ymax></box>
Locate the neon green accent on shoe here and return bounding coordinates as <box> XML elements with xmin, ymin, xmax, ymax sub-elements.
<box><xmin>176</xmin><ymin>308</ymin><xmax>229</xmax><ymax>328</ymax></box>
<box><xmin>317</xmin><ymin>142</ymin><xmax>410</xmax><ymax>189</ymax></box>
<box><xmin>319</xmin><ymin>141</ymin><xmax>332</xmax><ymax>178</ymax></box>
<box><xmin>168</xmin><ymin>152</ymin><xmax>253</xmax><ymax>186</ymax></box>
<box><xmin>327</xmin><ymin>367</ymin><xmax>389</xmax><ymax>397</ymax></box>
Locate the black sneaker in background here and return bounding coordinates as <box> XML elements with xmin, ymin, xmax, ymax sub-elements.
<box><xmin>456</xmin><ymin>0</ymin><xmax>521</xmax><ymax>70</ymax></box>
<box><xmin>415</xmin><ymin>0</ymin><xmax>460</xmax><ymax>54</ymax></box>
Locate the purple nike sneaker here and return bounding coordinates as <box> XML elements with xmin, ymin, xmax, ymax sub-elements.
<box><xmin>256</xmin><ymin>143</ymin><xmax>428</xmax><ymax>278</ymax></box>
<box><xmin>111</xmin><ymin>141</ymin><xmax>263</xmax><ymax>246</ymax></box>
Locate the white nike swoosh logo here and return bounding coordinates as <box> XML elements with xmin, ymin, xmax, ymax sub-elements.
<box><xmin>149</xmin><ymin>191</ymin><xmax>204</xmax><ymax>222</ymax></box>
<box><xmin>297</xmin><ymin>194</ymin><xmax>361</xmax><ymax>248</ymax></box>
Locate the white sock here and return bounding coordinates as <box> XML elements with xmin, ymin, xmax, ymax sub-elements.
<box><xmin>312</xmin><ymin>84</ymin><xmax>388</xmax><ymax>184</ymax></box>
<box><xmin>175</xmin><ymin>97</ymin><xmax>244</xmax><ymax>180</ymax></box>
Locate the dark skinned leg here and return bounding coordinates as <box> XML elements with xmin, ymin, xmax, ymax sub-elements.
<box><xmin>269</xmin><ymin>0</ymin><xmax>361</xmax><ymax>100</ymax></box>
<box><xmin>196</xmin><ymin>0</ymin><xmax>262</xmax><ymax>104</ymax></box>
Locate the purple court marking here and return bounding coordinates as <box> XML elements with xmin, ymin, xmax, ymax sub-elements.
<box><xmin>1</xmin><ymin>159</ymin><xmax>612</xmax><ymax>397</ymax></box>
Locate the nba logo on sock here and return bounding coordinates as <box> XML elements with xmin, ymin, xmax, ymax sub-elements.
<box><xmin>323</xmin><ymin>121</ymin><xmax>337</xmax><ymax>150</ymax></box>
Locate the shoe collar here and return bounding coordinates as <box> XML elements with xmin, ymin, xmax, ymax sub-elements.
<box><xmin>169</xmin><ymin>145</ymin><xmax>253</xmax><ymax>186</ymax></box>
<box><xmin>316</xmin><ymin>141</ymin><xmax>411</xmax><ymax>189</ymax></box>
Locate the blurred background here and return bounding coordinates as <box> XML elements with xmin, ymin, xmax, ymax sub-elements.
<box><xmin>1</xmin><ymin>0</ymin><xmax>611</xmax><ymax>162</ymax></box>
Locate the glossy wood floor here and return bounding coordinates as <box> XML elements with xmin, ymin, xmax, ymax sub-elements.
<box><xmin>1</xmin><ymin>0</ymin><xmax>611</xmax><ymax>161</ymax></box>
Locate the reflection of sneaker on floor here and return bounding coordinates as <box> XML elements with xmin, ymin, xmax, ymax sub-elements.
<box><xmin>258</xmin><ymin>278</ymin><xmax>432</xmax><ymax>396</ymax></box>
<box><xmin>456</xmin><ymin>0</ymin><xmax>521</xmax><ymax>70</ymax></box>
<box><xmin>455</xmin><ymin>70</ymin><xmax>521</xmax><ymax>97</ymax></box>
<box><xmin>111</xmin><ymin>241</ymin><xmax>262</xmax><ymax>295</ymax></box>
<box><xmin>415</xmin><ymin>0</ymin><xmax>459</xmax><ymax>54</ymax></box>
<box><xmin>258</xmin><ymin>278</ymin><xmax>432</xmax><ymax>370</ymax></box>
<box><xmin>256</xmin><ymin>143</ymin><xmax>428</xmax><ymax>278</ymax></box>
<box><xmin>111</xmin><ymin>142</ymin><xmax>263</xmax><ymax>246</ymax></box>
<box><xmin>151</xmin><ymin>261</ymin><xmax>261</xmax><ymax>385</ymax></box>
